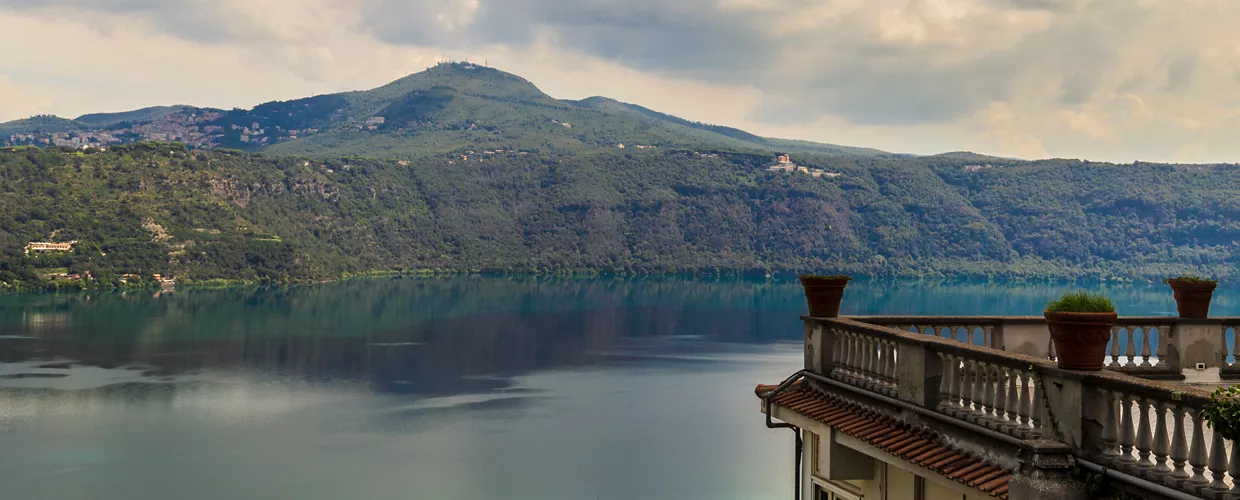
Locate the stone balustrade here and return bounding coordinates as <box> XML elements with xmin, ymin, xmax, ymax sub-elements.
<box><xmin>857</xmin><ymin>316</ymin><xmax>1234</xmax><ymax>380</ymax></box>
<box><xmin>804</xmin><ymin>316</ymin><xmax>1240</xmax><ymax>499</ymax></box>
<box><xmin>1085</xmin><ymin>372</ymin><xmax>1234</xmax><ymax>498</ymax></box>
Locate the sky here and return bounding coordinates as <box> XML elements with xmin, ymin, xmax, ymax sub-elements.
<box><xmin>1</xmin><ymin>0</ymin><xmax>1238</xmax><ymax>163</ymax></box>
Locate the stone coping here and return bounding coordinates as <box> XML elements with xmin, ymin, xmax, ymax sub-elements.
<box><xmin>850</xmin><ymin>315</ymin><xmax>1201</xmax><ymax>326</ymax></box>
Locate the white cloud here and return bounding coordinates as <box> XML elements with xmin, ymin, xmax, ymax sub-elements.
<box><xmin>6</xmin><ymin>0</ymin><xmax>1240</xmax><ymax>162</ymax></box>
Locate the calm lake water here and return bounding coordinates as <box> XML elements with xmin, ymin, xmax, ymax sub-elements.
<box><xmin>0</xmin><ymin>277</ymin><xmax>1229</xmax><ymax>500</ymax></box>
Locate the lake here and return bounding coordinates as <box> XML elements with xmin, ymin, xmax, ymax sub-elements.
<box><xmin>0</xmin><ymin>277</ymin><xmax>1224</xmax><ymax>500</ymax></box>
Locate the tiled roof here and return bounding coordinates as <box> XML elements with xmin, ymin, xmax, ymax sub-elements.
<box><xmin>756</xmin><ymin>383</ymin><xmax>1014</xmax><ymax>499</ymax></box>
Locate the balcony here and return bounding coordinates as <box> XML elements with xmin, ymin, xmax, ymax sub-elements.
<box><xmin>758</xmin><ymin>313</ymin><xmax>1240</xmax><ymax>500</ymax></box>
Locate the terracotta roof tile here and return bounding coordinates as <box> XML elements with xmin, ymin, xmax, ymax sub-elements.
<box><xmin>757</xmin><ymin>383</ymin><xmax>1015</xmax><ymax>498</ymax></box>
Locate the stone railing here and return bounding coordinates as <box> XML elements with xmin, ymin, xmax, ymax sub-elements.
<box><xmin>804</xmin><ymin>316</ymin><xmax>1238</xmax><ymax>499</ymax></box>
<box><xmin>857</xmin><ymin>316</ymin><xmax>1208</xmax><ymax>379</ymax></box>
<box><xmin>1086</xmin><ymin>371</ymin><xmax>1235</xmax><ymax>498</ymax></box>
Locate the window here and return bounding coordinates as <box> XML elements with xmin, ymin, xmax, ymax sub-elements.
<box><xmin>814</xmin><ymin>482</ymin><xmax>862</xmax><ymax>500</ymax></box>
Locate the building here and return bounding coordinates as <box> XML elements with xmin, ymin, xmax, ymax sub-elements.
<box><xmin>769</xmin><ymin>154</ymin><xmax>798</xmax><ymax>172</ymax></box>
<box><xmin>756</xmin><ymin>292</ymin><xmax>1240</xmax><ymax>500</ymax></box>
<box><xmin>24</xmin><ymin>241</ymin><xmax>75</xmax><ymax>254</ymax></box>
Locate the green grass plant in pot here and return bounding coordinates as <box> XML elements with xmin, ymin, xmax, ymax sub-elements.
<box><xmin>799</xmin><ymin>275</ymin><xmax>852</xmax><ymax>318</ymax></box>
<box><xmin>1202</xmin><ymin>386</ymin><xmax>1240</xmax><ymax>460</ymax></box>
<box><xmin>1163</xmin><ymin>275</ymin><xmax>1218</xmax><ymax>319</ymax></box>
<box><xmin>1044</xmin><ymin>292</ymin><xmax>1117</xmax><ymax>371</ymax></box>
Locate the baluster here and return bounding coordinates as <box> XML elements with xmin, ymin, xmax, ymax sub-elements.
<box><xmin>851</xmin><ymin>332</ymin><xmax>863</xmax><ymax>382</ymax></box>
<box><xmin>843</xmin><ymin>332</ymin><xmax>858</xmax><ymax>382</ymax></box>
<box><xmin>1005</xmin><ymin>367</ymin><xmax>1019</xmax><ymax>428</ymax></box>
<box><xmin>1208</xmin><ymin>428</ymin><xmax>1228</xmax><ymax>493</ymax></box>
<box><xmin>887</xmin><ymin>340</ymin><xmax>897</xmax><ymax>385</ymax></box>
<box><xmin>877</xmin><ymin>339</ymin><xmax>889</xmax><ymax>389</ymax></box>
<box><xmin>1124</xmin><ymin>327</ymin><xmax>1138</xmax><ymax>368</ymax></box>
<box><xmin>1136</xmin><ymin>396</ymin><xmax>1154</xmax><ymax>469</ymax></box>
<box><xmin>992</xmin><ymin>365</ymin><xmax>1007</xmax><ymax>426</ymax></box>
<box><xmin>1029</xmin><ymin>375</ymin><xmax>1043</xmax><ymax>434</ymax></box>
<box><xmin>1109</xmin><ymin>326</ymin><xmax>1122</xmax><ymax>367</ymax></box>
<box><xmin>937</xmin><ymin>353</ymin><xmax>952</xmax><ymax>412</ymax></box>
<box><xmin>1228</xmin><ymin>439</ymin><xmax>1240</xmax><ymax>498</ymax></box>
<box><xmin>944</xmin><ymin>354</ymin><xmax>960</xmax><ymax>415</ymax></box>
<box><xmin>1048</xmin><ymin>335</ymin><xmax>1057</xmax><ymax>361</ymax></box>
<box><xmin>868</xmin><ymin>334</ymin><xmax>877</xmax><ymax>389</ymax></box>
<box><xmin>1190</xmin><ymin>409</ymin><xmax>1210</xmax><ymax>487</ymax></box>
<box><xmin>983</xmin><ymin>325</ymin><xmax>994</xmax><ymax>348</ymax></box>
<box><xmin>1101</xmin><ymin>390</ymin><xmax>1121</xmax><ymax>462</ymax></box>
<box><xmin>851</xmin><ymin>333</ymin><xmax>864</xmax><ymax>384</ymax></box>
<box><xmin>876</xmin><ymin>338</ymin><xmax>888</xmax><ymax>390</ymax></box>
<box><xmin>828</xmin><ymin>330</ymin><xmax>838</xmax><ymax>367</ymax></box>
<box><xmin>1153</xmin><ymin>402</ymin><xmax>1172</xmax><ymax>477</ymax></box>
<box><xmin>836</xmin><ymin>332</ymin><xmax>849</xmax><ymax>380</ymax></box>
<box><xmin>965</xmin><ymin>360</ymin><xmax>979</xmax><ymax>416</ymax></box>
<box><xmin>1171</xmin><ymin>406</ymin><xmax>1191</xmax><ymax>483</ymax></box>
<box><xmin>979</xmin><ymin>363</ymin><xmax>994</xmax><ymax>421</ymax></box>
<box><xmin>885</xmin><ymin>340</ymin><xmax>897</xmax><ymax>389</ymax></box>
<box><xmin>1019</xmin><ymin>373</ymin><xmax>1034</xmax><ymax>431</ymax></box>
<box><xmin>1118</xmin><ymin>393</ymin><xmax>1137</xmax><ymax>464</ymax></box>
<box><xmin>1139</xmin><ymin>328</ymin><xmax>1153</xmax><ymax>367</ymax></box>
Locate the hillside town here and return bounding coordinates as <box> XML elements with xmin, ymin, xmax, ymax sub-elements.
<box><xmin>3</xmin><ymin>110</ymin><xmax>226</xmax><ymax>149</ymax></box>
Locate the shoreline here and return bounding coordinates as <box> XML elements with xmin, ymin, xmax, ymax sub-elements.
<box><xmin>0</xmin><ymin>267</ymin><xmax>1199</xmax><ymax>295</ymax></box>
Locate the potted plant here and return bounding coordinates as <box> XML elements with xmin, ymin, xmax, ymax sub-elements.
<box><xmin>1044</xmin><ymin>292</ymin><xmax>1117</xmax><ymax>371</ymax></box>
<box><xmin>1202</xmin><ymin>386</ymin><xmax>1240</xmax><ymax>443</ymax></box>
<box><xmin>799</xmin><ymin>275</ymin><xmax>852</xmax><ymax>318</ymax></box>
<box><xmin>1163</xmin><ymin>275</ymin><xmax>1218</xmax><ymax>319</ymax></box>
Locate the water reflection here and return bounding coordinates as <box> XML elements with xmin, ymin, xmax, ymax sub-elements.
<box><xmin>0</xmin><ymin>277</ymin><xmax>1215</xmax><ymax>397</ymax></box>
<box><xmin>0</xmin><ymin>277</ymin><xmax>1217</xmax><ymax>500</ymax></box>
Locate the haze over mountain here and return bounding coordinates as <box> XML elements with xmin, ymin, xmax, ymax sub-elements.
<box><xmin>1</xmin><ymin>63</ymin><xmax>892</xmax><ymax>159</ymax></box>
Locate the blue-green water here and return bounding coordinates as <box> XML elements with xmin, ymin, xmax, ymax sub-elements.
<box><xmin>0</xmin><ymin>277</ymin><xmax>1227</xmax><ymax>500</ymax></box>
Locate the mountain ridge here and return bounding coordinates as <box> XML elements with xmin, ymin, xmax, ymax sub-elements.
<box><xmin>1</xmin><ymin>63</ymin><xmax>893</xmax><ymax>159</ymax></box>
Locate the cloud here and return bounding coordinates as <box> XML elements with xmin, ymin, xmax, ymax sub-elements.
<box><xmin>5</xmin><ymin>0</ymin><xmax>1240</xmax><ymax>163</ymax></box>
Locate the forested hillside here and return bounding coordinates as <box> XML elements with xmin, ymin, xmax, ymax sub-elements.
<box><xmin>0</xmin><ymin>143</ymin><xmax>1234</xmax><ymax>289</ymax></box>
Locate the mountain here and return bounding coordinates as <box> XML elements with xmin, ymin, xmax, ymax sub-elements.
<box><xmin>0</xmin><ymin>143</ymin><xmax>1233</xmax><ymax>290</ymax></box>
<box><xmin>0</xmin><ymin>115</ymin><xmax>86</xmax><ymax>136</ymax></box>
<box><xmin>0</xmin><ymin>63</ymin><xmax>891</xmax><ymax>158</ymax></box>
<box><xmin>75</xmin><ymin>106</ymin><xmax>193</xmax><ymax>128</ymax></box>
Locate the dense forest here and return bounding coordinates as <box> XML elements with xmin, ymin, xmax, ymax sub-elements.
<box><xmin>0</xmin><ymin>143</ymin><xmax>1235</xmax><ymax>290</ymax></box>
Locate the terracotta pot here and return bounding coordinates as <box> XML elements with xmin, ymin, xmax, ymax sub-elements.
<box><xmin>1045</xmin><ymin>310</ymin><xmax>1117</xmax><ymax>371</ymax></box>
<box><xmin>1167</xmin><ymin>280</ymin><xmax>1216</xmax><ymax>319</ymax></box>
<box><xmin>800</xmin><ymin>277</ymin><xmax>850</xmax><ymax>317</ymax></box>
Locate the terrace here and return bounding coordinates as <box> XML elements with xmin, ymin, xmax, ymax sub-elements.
<box><xmin>758</xmin><ymin>300</ymin><xmax>1240</xmax><ymax>500</ymax></box>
